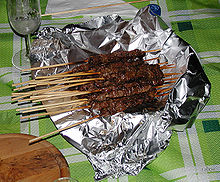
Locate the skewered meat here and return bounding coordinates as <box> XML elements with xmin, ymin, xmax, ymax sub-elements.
<box><xmin>71</xmin><ymin>49</ymin><xmax>164</xmax><ymax>116</ymax></box>
<box><xmin>88</xmin><ymin>49</ymin><xmax>146</xmax><ymax>65</ymax></box>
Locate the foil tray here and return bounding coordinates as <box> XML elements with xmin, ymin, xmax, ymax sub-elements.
<box><xmin>30</xmin><ymin>5</ymin><xmax>211</xmax><ymax>181</ymax></box>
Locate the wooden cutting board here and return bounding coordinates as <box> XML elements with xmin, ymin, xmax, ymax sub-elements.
<box><xmin>0</xmin><ymin>133</ymin><xmax>70</xmax><ymax>182</ymax></box>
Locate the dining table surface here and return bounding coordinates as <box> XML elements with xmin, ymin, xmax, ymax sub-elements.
<box><xmin>0</xmin><ymin>0</ymin><xmax>220</xmax><ymax>182</ymax></box>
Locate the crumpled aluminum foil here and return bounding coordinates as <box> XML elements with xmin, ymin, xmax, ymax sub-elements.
<box><xmin>30</xmin><ymin>5</ymin><xmax>211</xmax><ymax>181</ymax></box>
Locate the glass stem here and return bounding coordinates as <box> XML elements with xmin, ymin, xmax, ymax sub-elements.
<box><xmin>24</xmin><ymin>34</ymin><xmax>31</xmax><ymax>57</ymax></box>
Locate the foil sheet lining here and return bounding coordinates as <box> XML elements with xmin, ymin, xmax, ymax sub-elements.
<box><xmin>30</xmin><ymin>6</ymin><xmax>211</xmax><ymax>181</ymax></box>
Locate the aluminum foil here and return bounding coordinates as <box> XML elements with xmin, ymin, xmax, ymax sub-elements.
<box><xmin>30</xmin><ymin>5</ymin><xmax>211</xmax><ymax>181</ymax></box>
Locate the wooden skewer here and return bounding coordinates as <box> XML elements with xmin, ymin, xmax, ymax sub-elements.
<box><xmin>160</xmin><ymin>63</ymin><xmax>175</xmax><ymax>67</ymax></box>
<box><xmin>144</xmin><ymin>57</ymin><xmax>160</xmax><ymax>62</ymax></box>
<box><xmin>28</xmin><ymin>76</ymin><xmax>80</xmax><ymax>85</ymax></box>
<box><xmin>160</xmin><ymin>66</ymin><xmax>176</xmax><ymax>70</ymax></box>
<box><xmin>157</xmin><ymin>87</ymin><xmax>172</xmax><ymax>94</ymax></box>
<box><xmin>21</xmin><ymin>101</ymin><xmax>87</xmax><ymax>114</ymax></box>
<box><xmin>12</xmin><ymin>90</ymin><xmax>77</xmax><ymax>98</ymax></box>
<box><xmin>29</xmin><ymin>91</ymin><xmax>80</xmax><ymax>99</ymax></box>
<box><xmin>35</xmin><ymin>77</ymin><xmax>104</xmax><ymax>86</ymax></box>
<box><xmin>144</xmin><ymin>49</ymin><xmax>161</xmax><ymax>53</ymax></box>
<box><xmin>12</xmin><ymin>80</ymin><xmax>33</xmax><ymax>87</ymax></box>
<box><xmin>164</xmin><ymin>81</ymin><xmax>176</xmax><ymax>84</ymax></box>
<box><xmin>30</xmin><ymin>91</ymin><xmax>80</xmax><ymax>98</ymax></box>
<box><xmin>12</xmin><ymin>71</ymin><xmax>73</xmax><ymax>87</ymax></box>
<box><xmin>163</xmin><ymin>77</ymin><xmax>179</xmax><ymax>81</ymax></box>
<box><xmin>11</xmin><ymin>93</ymin><xmax>31</xmax><ymax>101</ymax></box>
<box><xmin>21</xmin><ymin>61</ymin><xmax>87</xmax><ymax>72</ymax></box>
<box><xmin>155</xmin><ymin>84</ymin><xmax>173</xmax><ymax>89</ymax></box>
<box><xmin>12</xmin><ymin>92</ymin><xmax>32</xmax><ymax>96</ymax></box>
<box><xmin>17</xmin><ymin>99</ymin><xmax>87</xmax><ymax>112</ymax></box>
<box><xmin>28</xmin><ymin>77</ymin><xmax>71</xmax><ymax>85</ymax></box>
<box><xmin>35</xmin><ymin>71</ymin><xmax>100</xmax><ymax>79</ymax></box>
<box><xmin>13</xmin><ymin>84</ymin><xmax>37</xmax><ymax>91</ymax></box>
<box><xmin>29</xmin><ymin>115</ymin><xmax>100</xmax><ymax>144</ymax></box>
<box><xmin>155</xmin><ymin>92</ymin><xmax>170</xmax><ymax>97</ymax></box>
<box><xmin>164</xmin><ymin>73</ymin><xmax>182</xmax><ymax>76</ymax></box>
<box><xmin>19</xmin><ymin>94</ymin><xmax>68</xmax><ymax>102</ymax></box>
<box><xmin>158</xmin><ymin>62</ymin><xmax>168</xmax><ymax>65</ymax></box>
<box><xmin>12</xmin><ymin>91</ymin><xmax>34</xmax><ymax>97</ymax></box>
<box><xmin>21</xmin><ymin>105</ymin><xmax>91</xmax><ymax>119</ymax></box>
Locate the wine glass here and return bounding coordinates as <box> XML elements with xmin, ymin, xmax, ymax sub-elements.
<box><xmin>6</xmin><ymin>0</ymin><xmax>41</xmax><ymax>70</ymax></box>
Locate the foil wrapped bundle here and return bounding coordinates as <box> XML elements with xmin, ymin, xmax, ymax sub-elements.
<box><xmin>30</xmin><ymin>5</ymin><xmax>211</xmax><ymax>181</ymax></box>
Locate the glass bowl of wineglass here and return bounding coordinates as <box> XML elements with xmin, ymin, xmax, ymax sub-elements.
<box><xmin>6</xmin><ymin>0</ymin><xmax>41</xmax><ymax>71</ymax></box>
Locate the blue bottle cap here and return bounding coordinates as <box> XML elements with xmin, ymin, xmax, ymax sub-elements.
<box><xmin>148</xmin><ymin>4</ymin><xmax>161</xmax><ymax>16</ymax></box>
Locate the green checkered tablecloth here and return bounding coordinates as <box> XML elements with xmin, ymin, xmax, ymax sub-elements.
<box><xmin>0</xmin><ymin>0</ymin><xmax>220</xmax><ymax>181</ymax></box>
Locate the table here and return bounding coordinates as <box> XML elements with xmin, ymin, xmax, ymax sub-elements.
<box><xmin>0</xmin><ymin>0</ymin><xmax>219</xmax><ymax>181</ymax></box>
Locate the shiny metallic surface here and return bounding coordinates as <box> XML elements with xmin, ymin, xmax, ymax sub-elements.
<box><xmin>30</xmin><ymin>6</ymin><xmax>210</xmax><ymax>180</ymax></box>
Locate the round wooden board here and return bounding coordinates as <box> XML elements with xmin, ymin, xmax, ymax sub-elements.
<box><xmin>0</xmin><ymin>133</ymin><xmax>70</xmax><ymax>182</ymax></box>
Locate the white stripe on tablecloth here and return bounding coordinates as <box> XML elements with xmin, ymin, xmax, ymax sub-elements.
<box><xmin>0</xmin><ymin>72</ymin><xmax>17</xmax><ymax>83</ymax></box>
<box><xmin>12</xmin><ymin>34</ymin><xmax>31</xmax><ymax>134</ymax></box>
<box><xmin>177</xmin><ymin>131</ymin><xmax>198</xmax><ymax>182</ymax></box>
<box><xmin>12</xmin><ymin>34</ymin><xmax>23</xmax><ymax>84</ymax></box>
<box><xmin>20</xmin><ymin>80</ymin><xmax>31</xmax><ymax>135</ymax></box>
<box><xmin>160</xmin><ymin>168</ymin><xmax>187</xmax><ymax>180</ymax></box>
<box><xmin>202</xmin><ymin>105</ymin><xmax>220</xmax><ymax>112</ymax></box>
<box><xmin>0</xmin><ymin>23</ymin><xmax>10</xmax><ymax>28</ymax></box>
<box><xmin>207</xmin><ymin>165</ymin><xmax>220</xmax><ymax>181</ymax></box>
<box><xmin>175</xmin><ymin>178</ymin><xmax>187</xmax><ymax>182</ymax></box>
<box><xmin>13</xmin><ymin>34</ymin><xmax>21</xmax><ymax>56</ymax></box>
<box><xmin>170</xmin><ymin>13</ymin><xmax>220</xmax><ymax>22</ymax></box>
<box><xmin>0</xmin><ymin>22</ymin><xmax>11</xmax><ymax>33</ymax></box>
<box><xmin>198</xmin><ymin>51</ymin><xmax>220</xmax><ymax>58</ymax></box>
<box><xmin>0</xmin><ymin>67</ymin><xmax>27</xmax><ymax>85</ymax></box>
<box><xmin>0</xmin><ymin>29</ymin><xmax>12</xmax><ymax>33</ymax></box>
<box><xmin>20</xmin><ymin>120</ymin><xmax>29</xmax><ymax>134</ymax></box>
<box><xmin>187</xmin><ymin>125</ymin><xmax>209</xmax><ymax>181</ymax></box>
<box><xmin>176</xmin><ymin>173</ymin><xmax>220</xmax><ymax>182</ymax></box>
<box><xmin>197</xmin><ymin>112</ymin><xmax>220</xmax><ymax>120</ymax></box>
<box><xmin>65</xmin><ymin>153</ymin><xmax>88</xmax><ymax>164</ymax></box>
<box><xmin>30</xmin><ymin>119</ymin><xmax>39</xmax><ymax>136</ymax></box>
<box><xmin>158</xmin><ymin>0</ymin><xmax>171</xmax><ymax>27</ymax></box>
<box><xmin>108</xmin><ymin>178</ymin><xmax>117</xmax><ymax>182</ymax></box>
<box><xmin>169</xmin><ymin>9</ymin><xmax>220</xmax><ymax>16</ymax></box>
<box><xmin>119</xmin><ymin>175</ymin><xmax>128</xmax><ymax>182</ymax></box>
<box><xmin>0</xmin><ymin>96</ymin><xmax>11</xmax><ymax>103</ymax></box>
<box><xmin>0</xmin><ymin>103</ymin><xmax>17</xmax><ymax>111</ymax></box>
<box><xmin>0</xmin><ymin>67</ymin><xmax>12</xmax><ymax>74</ymax></box>
<box><xmin>150</xmin><ymin>0</ymin><xmax>157</xmax><ymax>5</ymax></box>
<box><xmin>197</xmin><ymin>51</ymin><xmax>220</xmax><ymax>64</ymax></box>
<box><xmin>59</xmin><ymin>147</ymin><xmax>81</xmax><ymax>156</ymax></box>
<box><xmin>208</xmin><ymin>172</ymin><xmax>220</xmax><ymax>181</ymax></box>
<box><xmin>201</xmin><ymin>57</ymin><xmax>220</xmax><ymax>64</ymax></box>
